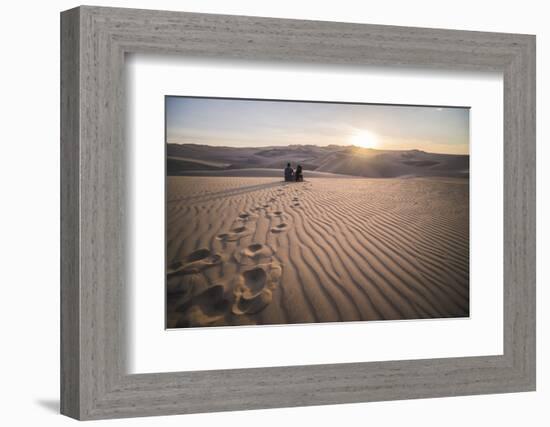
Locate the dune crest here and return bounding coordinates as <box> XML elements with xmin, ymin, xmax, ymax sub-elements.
<box><xmin>167</xmin><ymin>143</ymin><xmax>469</xmax><ymax>178</ymax></box>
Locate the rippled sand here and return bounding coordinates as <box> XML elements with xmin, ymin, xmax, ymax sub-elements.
<box><xmin>166</xmin><ymin>176</ymin><xmax>469</xmax><ymax>328</ymax></box>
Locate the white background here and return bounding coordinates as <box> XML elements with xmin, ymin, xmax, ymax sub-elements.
<box><xmin>128</xmin><ymin>57</ymin><xmax>503</xmax><ymax>373</ymax></box>
<box><xmin>0</xmin><ymin>0</ymin><xmax>547</xmax><ymax>426</ymax></box>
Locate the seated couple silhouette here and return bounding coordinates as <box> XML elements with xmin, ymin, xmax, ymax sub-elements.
<box><xmin>284</xmin><ymin>163</ymin><xmax>304</xmax><ymax>182</ymax></box>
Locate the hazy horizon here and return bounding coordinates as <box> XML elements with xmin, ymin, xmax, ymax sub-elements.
<box><xmin>166</xmin><ymin>97</ymin><xmax>470</xmax><ymax>155</ymax></box>
<box><xmin>168</xmin><ymin>141</ymin><xmax>469</xmax><ymax>156</ymax></box>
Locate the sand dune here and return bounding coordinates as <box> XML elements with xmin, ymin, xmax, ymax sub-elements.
<box><xmin>167</xmin><ymin>144</ymin><xmax>469</xmax><ymax>178</ymax></box>
<box><xmin>166</xmin><ymin>176</ymin><xmax>469</xmax><ymax>328</ymax></box>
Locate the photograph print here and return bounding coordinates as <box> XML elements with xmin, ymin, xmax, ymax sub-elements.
<box><xmin>165</xmin><ymin>96</ymin><xmax>470</xmax><ymax>329</ymax></box>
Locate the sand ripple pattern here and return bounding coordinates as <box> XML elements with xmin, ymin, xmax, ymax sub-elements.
<box><xmin>166</xmin><ymin>177</ymin><xmax>469</xmax><ymax>328</ymax></box>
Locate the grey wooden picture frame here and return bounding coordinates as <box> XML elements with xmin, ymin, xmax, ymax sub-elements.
<box><xmin>60</xmin><ymin>5</ymin><xmax>536</xmax><ymax>420</ymax></box>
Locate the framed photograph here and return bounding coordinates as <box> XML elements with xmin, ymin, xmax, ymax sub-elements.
<box><xmin>61</xmin><ymin>6</ymin><xmax>536</xmax><ymax>420</ymax></box>
<box><xmin>164</xmin><ymin>96</ymin><xmax>471</xmax><ymax>329</ymax></box>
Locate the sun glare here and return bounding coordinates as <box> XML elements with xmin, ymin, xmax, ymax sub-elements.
<box><xmin>350</xmin><ymin>130</ymin><xmax>379</xmax><ymax>149</ymax></box>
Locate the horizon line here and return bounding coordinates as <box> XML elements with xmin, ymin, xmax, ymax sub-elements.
<box><xmin>166</xmin><ymin>142</ymin><xmax>470</xmax><ymax>156</ymax></box>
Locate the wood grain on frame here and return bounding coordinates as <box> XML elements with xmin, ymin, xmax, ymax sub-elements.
<box><xmin>60</xmin><ymin>6</ymin><xmax>535</xmax><ymax>420</ymax></box>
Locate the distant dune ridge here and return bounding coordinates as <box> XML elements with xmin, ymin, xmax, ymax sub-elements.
<box><xmin>166</xmin><ymin>175</ymin><xmax>469</xmax><ymax>328</ymax></box>
<box><xmin>167</xmin><ymin>143</ymin><xmax>469</xmax><ymax>178</ymax></box>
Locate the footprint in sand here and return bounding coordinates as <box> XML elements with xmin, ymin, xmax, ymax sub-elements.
<box><xmin>232</xmin><ymin>264</ymin><xmax>281</xmax><ymax>315</ymax></box>
<box><xmin>233</xmin><ymin>242</ymin><xmax>274</xmax><ymax>266</ymax></box>
<box><xmin>291</xmin><ymin>202</ymin><xmax>301</xmax><ymax>208</ymax></box>
<box><xmin>216</xmin><ymin>225</ymin><xmax>251</xmax><ymax>242</ymax></box>
<box><xmin>175</xmin><ymin>283</ymin><xmax>231</xmax><ymax>328</ymax></box>
<box><xmin>167</xmin><ymin>270</ymin><xmax>209</xmax><ymax>296</ymax></box>
<box><xmin>167</xmin><ymin>248</ymin><xmax>222</xmax><ymax>276</ymax></box>
<box><xmin>236</xmin><ymin>243</ymin><xmax>273</xmax><ymax>263</ymax></box>
<box><xmin>176</xmin><ymin>283</ymin><xmax>226</xmax><ymax>312</ymax></box>
<box><xmin>266</xmin><ymin>210</ymin><xmax>284</xmax><ymax>219</ymax></box>
<box><xmin>270</xmin><ymin>222</ymin><xmax>290</xmax><ymax>233</ymax></box>
<box><xmin>236</xmin><ymin>211</ymin><xmax>256</xmax><ymax>222</ymax></box>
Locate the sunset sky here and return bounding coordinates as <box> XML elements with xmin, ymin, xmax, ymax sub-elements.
<box><xmin>166</xmin><ymin>96</ymin><xmax>469</xmax><ymax>155</ymax></box>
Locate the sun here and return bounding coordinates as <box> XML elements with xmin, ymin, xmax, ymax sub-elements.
<box><xmin>349</xmin><ymin>130</ymin><xmax>379</xmax><ymax>149</ymax></box>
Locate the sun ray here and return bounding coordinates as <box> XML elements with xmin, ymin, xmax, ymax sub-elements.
<box><xmin>349</xmin><ymin>130</ymin><xmax>379</xmax><ymax>149</ymax></box>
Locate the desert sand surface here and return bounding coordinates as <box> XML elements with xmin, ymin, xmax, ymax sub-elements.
<box><xmin>169</xmin><ymin>168</ymin><xmax>357</xmax><ymax>178</ymax></box>
<box><xmin>166</xmin><ymin>175</ymin><xmax>469</xmax><ymax>328</ymax></box>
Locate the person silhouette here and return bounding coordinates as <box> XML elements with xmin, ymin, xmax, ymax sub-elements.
<box><xmin>284</xmin><ymin>163</ymin><xmax>294</xmax><ymax>182</ymax></box>
<box><xmin>295</xmin><ymin>164</ymin><xmax>303</xmax><ymax>182</ymax></box>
